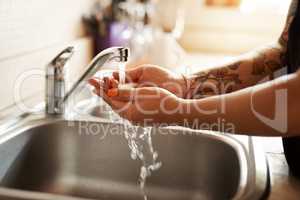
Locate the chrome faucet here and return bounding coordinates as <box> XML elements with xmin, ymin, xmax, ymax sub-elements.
<box><xmin>46</xmin><ymin>46</ymin><xmax>130</xmax><ymax>115</ymax></box>
<box><xmin>46</xmin><ymin>47</ymin><xmax>74</xmax><ymax>115</ymax></box>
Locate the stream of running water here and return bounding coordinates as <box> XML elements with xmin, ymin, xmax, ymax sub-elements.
<box><xmin>118</xmin><ymin>63</ymin><xmax>162</xmax><ymax>200</ymax></box>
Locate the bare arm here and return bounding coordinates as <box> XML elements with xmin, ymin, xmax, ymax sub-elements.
<box><xmin>181</xmin><ymin>71</ymin><xmax>300</xmax><ymax>137</ymax></box>
<box><xmin>179</xmin><ymin>0</ymin><xmax>300</xmax><ymax>136</ymax></box>
<box><xmin>186</xmin><ymin>0</ymin><xmax>298</xmax><ymax>99</ymax></box>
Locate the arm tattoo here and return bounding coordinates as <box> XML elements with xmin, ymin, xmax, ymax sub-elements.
<box><xmin>251</xmin><ymin>46</ymin><xmax>286</xmax><ymax>79</ymax></box>
<box><xmin>188</xmin><ymin>45</ymin><xmax>286</xmax><ymax>99</ymax></box>
<box><xmin>188</xmin><ymin>64</ymin><xmax>242</xmax><ymax>99</ymax></box>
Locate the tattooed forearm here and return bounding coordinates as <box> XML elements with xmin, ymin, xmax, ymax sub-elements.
<box><xmin>187</xmin><ymin>67</ymin><xmax>242</xmax><ymax>99</ymax></box>
<box><xmin>187</xmin><ymin>44</ymin><xmax>285</xmax><ymax>99</ymax></box>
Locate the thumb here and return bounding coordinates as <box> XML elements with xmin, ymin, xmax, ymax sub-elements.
<box><xmin>112</xmin><ymin>67</ymin><xmax>143</xmax><ymax>83</ymax></box>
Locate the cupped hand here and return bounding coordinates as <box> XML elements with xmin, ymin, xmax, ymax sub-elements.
<box><xmin>112</xmin><ymin>65</ymin><xmax>188</xmax><ymax>99</ymax></box>
<box><xmin>88</xmin><ymin>77</ymin><xmax>186</xmax><ymax>126</ymax></box>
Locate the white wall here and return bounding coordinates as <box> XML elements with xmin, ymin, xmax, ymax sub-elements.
<box><xmin>180</xmin><ymin>6</ymin><xmax>286</xmax><ymax>54</ymax></box>
<box><xmin>0</xmin><ymin>0</ymin><xmax>95</xmax><ymax>111</ymax></box>
<box><xmin>156</xmin><ymin>0</ymin><xmax>287</xmax><ymax>54</ymax></box>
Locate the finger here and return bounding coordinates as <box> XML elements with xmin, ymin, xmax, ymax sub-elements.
<box><xmin>110</xmin><ymin>88</ymin><xmax>136</xmax><ymax>101</ymax></box>
<box><xmin>103</xmin><ymin>77</ymin><xmax>110</xmax><ymax>92</ymax></box>
<box><xmin>91</xmin><ymin>76</ymin><xmax>119</xmax><ymax>91</ymax></box>
<box><xmin>107</xmin><ymin>88</ymin><xmax>118</xmax><ymax>97</ymax></box>
<box><xmin>110</xmin><ymin>78</ymin><xmax>119</xmax><ymax>89</ymax></box>
<box><xmin>88</xmin><ymin>78</ymin><xmax>101</xmax><ymax>89</ymax></box>
<box><xmin>112</xmin><ymin>67</ymin><xmax>143</xmax><ymax>83</ymax></box>
<box><xmin>113</xmin><ymin>71</ymin><xmax>131</xmax><ymax>83</ymax></box>
<box><xmin>93</xmin><ymin>89</ymin><xmax>129</xmax><ymax>112</ymax></box>
<box><xmin>112</xmin><ymin>71</ymin><xmax>120</xmax><ymax>81</ymax></box>
<box><xmin>89</xmin><ymin>77</ymin><xmax>110</xmax><ymax>92</ymax></box>
<box><xmin>93</xmin><ymin>87</ymin><xmax>128</xmax><ymax>107</ymax></box>
<box><xmin>126</xmin><ymin>67</ymin><xmax>143</xmax><ymax>82</ymax></box>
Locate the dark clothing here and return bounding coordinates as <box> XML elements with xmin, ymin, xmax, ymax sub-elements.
<box><xmin>283</xmin><ymin>63</ymin><xmax>300</xmax><ymax>178</ymax></box>
<box><xmin>283</xmin><ymin>0</ymin><xmax>300</xmax><ymax>178</ymax></box>
<box><xmin>283</xmin><ymin>138</ymin><xmax>300</xmax><ymax>177</ymax></box>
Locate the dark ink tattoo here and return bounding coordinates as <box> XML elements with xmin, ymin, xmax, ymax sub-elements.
<box><xmin>252</xmin><ymin>47</ymin><xmax>286</xmax><ymax>79</ymax></box>
<box><xmin>190</xmin><ymin>66</ymin><xmax>242</xmax><ymax>99</ymax></box>
<box><xmin>228</xmin><ymin>61</ymin><xmax>242</xmax><ymax>70</ymax></box>
<box><xmin>190</xmin><ymin>46</ymin><xmax>285</xmax><ymax>99</ymax></box>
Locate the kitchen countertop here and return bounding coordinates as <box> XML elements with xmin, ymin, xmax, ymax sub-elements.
<box><xmin>267</xmin><ymin>153</ymin><xmax>300</xmax><ymax>200</ymax></box>
<box><xmin>258</xmin><ymin>137</ymin><xmax>300</xmax><ymax>200</ymax></box>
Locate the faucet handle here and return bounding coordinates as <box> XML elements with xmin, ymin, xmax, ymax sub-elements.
<box><xmin>46</xmin><ymin>46</ymin><xmax>75</xmax><ymax>115</ymax></box>
<box><xmin>50</xmin><ymin>46</ymin><xmax>75</xmax><ymax>68</ymax></box>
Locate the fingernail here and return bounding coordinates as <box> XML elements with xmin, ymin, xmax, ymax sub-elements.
<box><xmin>107</xmin><ymin>88</ymin><xmax>118</xmax><ymax>97</ymax></box>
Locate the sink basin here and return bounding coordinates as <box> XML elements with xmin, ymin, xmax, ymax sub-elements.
<box><xmin>0</xmin><ymin>118</ymin><xmax>269</xmax><ymax>200</ymax></box>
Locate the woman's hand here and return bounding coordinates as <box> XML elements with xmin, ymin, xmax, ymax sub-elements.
<box><xmin>113</xmin><ymin>65</ymin><xmax>188</xmax><ymax>99</ymax></box>
<box><xmin>89</xmin><ymin>78</ymin><xmax>186</xmax><ymax>126</ymax></box>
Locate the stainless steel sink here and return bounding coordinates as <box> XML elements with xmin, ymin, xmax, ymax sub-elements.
<box><xmin>0</xmin><ymin>115</ymin><xmax>269</xmax><ymax>200</ymax></box>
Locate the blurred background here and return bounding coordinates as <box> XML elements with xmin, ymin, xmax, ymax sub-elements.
<box><xmin>82</xmin><ymin>0</ymin><xmax>290</xmax><ymax>73</ymax></box>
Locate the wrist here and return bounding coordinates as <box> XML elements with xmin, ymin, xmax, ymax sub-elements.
<box><xmin>180</xmin><ymin>74</ymin><xmax>194</xmax><ymax>99</ymax></box>
<box><xmin>181</xmin><ymin>74</ymin><xmax>198</xmax><ymax>99</ymax></box>
<box><xmin>177</xmin><ymin>98</ymin><xmax>219</xmax><ymax>129</ymax></box>
<box><xmin>176</xmin><ymin>98</ymin><xmax>193</xmax><ymax>126</ymax></box>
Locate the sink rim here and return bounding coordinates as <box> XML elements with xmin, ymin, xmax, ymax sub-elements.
<box><xmin>0</xmin><ymin>114</ymin><xmax>267</xmax><ymax>200</ymax></box>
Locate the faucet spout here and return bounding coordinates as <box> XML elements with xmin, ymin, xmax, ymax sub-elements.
<box><xmin>63</xmin><ymin>47</ymin><xmax>130</xmax><ymax>105</ymax></box>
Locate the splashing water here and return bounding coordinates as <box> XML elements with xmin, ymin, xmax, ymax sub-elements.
<box><xmin>122</xmin><ymin>120</ymin><xmax>162</xmax><ymax>200</ymax></box>
<box><xmin>117</xmin><ymin>62</ymin><xmax>162</xmax><ymax>200</ymax></box>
